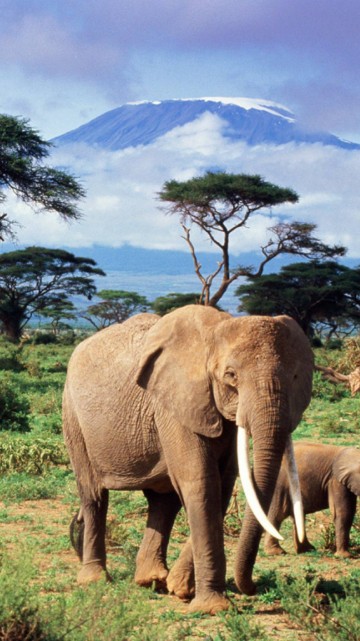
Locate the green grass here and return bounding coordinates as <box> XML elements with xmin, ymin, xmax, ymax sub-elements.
<box><xmin>0</xmin><ymin>335</ymin><xmax>359</xmax><ymax>640</ymax></box>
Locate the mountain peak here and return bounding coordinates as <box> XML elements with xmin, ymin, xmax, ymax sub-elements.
<box><xmin>126</xmin><ymin>96</ymin><xmax>295</xmax><ymax>120</ymax></box>
<box><xmin>52</xmin><ymin>97</ymin><xmax>360</xmax><ymax>151</ymax></box>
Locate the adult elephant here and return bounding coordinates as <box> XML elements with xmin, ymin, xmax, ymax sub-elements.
<box><xmin>63</xmin><ymin>305</ymin><xmax>313</xmax><ymax>613</ymax></box>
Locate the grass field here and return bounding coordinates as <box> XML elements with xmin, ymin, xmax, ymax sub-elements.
<box><xmin>0</xmin><ymin>332</ymin><xmax>359</xmax><ymax>640</ymax></box>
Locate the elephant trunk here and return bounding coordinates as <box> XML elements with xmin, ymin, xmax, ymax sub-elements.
<box><xmin>235</xmin><ymin>398</ymin><xmax>300</xmax><ymax>595</ymax></box>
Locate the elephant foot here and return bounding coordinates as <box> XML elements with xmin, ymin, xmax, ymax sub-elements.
<box><xmin>335</xmin><ymin>549</ymin><xmax>351</xmax><ymax>558</ymax></box>
<box><xmin>135</xmin><ymin>559</ymin><xmax>168</xmax><ymax>590</ymax></box>
<box><xmin>167</xmin><ymin>561</ymin><xmax>195</xmax><ymax>600</ymax></box>
<box><xmin>188</xmin><ymin>592</ymin><xmax>229</xmax><ymax>615</ymax></box>
<box><xmin>264</xmin><ymin>544</ymin><xmax>286</xmax><ymax>556</ymax></box>
<box><xmin>235</xmin><ymin>576</ymin><xmax>257</xmax><ymax>596</ymax></box>
<box><xmin>77</xmin><ymin>562</ymin><xmax>110</xmax><ymax>585</ymax></box>
<box><xmin>296</xmin><ymin>541</ymin><xmax>315</xmax><ymax>554</ymax></box>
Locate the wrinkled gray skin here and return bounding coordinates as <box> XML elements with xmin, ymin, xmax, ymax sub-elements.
<box><xmin>62</xmin><ymin>305</ymin><xmax>313</xmax><ymax>613</ymax></box>
<box><xmin>265</xmin><ymin>442</ymin><xmax>360</xmax><ymax>557</ymax></box>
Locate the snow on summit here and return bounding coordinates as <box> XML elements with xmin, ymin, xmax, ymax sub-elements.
<box><xmin>192</xmin><ymin>97</ymin><xmax>295</xmax><ymax>120</ymax></box>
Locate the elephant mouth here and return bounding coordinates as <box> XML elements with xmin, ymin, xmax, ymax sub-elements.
<box><xmin>237</xmin><ymin>426</ymin><xmax>305</xmax><ymax>543</ymax></box>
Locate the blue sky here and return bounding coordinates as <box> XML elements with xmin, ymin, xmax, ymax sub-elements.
<box><xmin>1</xmin><ymin>0</ymin><xmax>360</xmax><ymax>141</ymax></box>
<box><xmin>1</xmin><ymin>1</ymin><xmax>360</xmax><ymax>258</ymax></box>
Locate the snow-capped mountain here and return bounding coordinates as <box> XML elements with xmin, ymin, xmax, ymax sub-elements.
<box><xmin>52</xmin><ymin>97</ymin><xmax>360</xmax><ymax>150</ymax></box>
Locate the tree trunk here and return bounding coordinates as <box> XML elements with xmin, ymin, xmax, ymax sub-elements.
<box><xmin>2</xmin><ymin>315</ymin><xmax>23</xmax><ymax>342</ymax></box>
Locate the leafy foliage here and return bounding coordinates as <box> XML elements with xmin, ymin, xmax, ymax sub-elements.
<box><xmin>0</xmin><ymin>114</ymin><xmax>85</xmax><ymax>240</ymax></box>
<box><xmin>159</xmin><ymin>171</ymin><xmax>345</xmax><ymax>306</ymax></box>
<box><xmin>151</xmin><ymin>292</ymin><xmax>200</xmax><ymax>315</ymax></box>
<box><xmin>236</xmin><ymin>260</ymin><xmax>360</xmax><ymax>337</ymax></box>
<box><xmin>0</xmin><ymin>377</ymin><xmax>30</xmax><ymax>432</ymax></box>
<box><xmin>277</xmin><ymin>570</ymin><xmax>360</xmax><ymax>641</ymax></box>
<box><xmin>0</xmin><ymin>246</ymin><xmax>105</xmax><ymax>340</ymax></box>
<box><xmin>82</xmin><ymin>289</ymin><xmax>150</xmax><ymax>329</ymax></box>
<box><xmin>0</xmin><ymin>435</ymin><xmax>67</xmax><ymax>473</ymax></box>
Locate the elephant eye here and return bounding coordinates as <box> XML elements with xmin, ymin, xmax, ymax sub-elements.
<box><xmin>224</xmin><ymin>368</ymin><xmax>238</xmax><ymax>386</ymax></box>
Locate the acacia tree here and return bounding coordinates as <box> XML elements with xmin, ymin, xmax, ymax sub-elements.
<box><xmin>236</xmin><ymin>261</ymin><xmax>360</xmax><ymax>338</ymax></box>
<box><xmin>159</xmin><ymin>171</ymin><xmax>345</xmax><ymax>307</ymax></box>
<box><xmin>151</xmin><ymin>292</ymin><xmax>200</xmax><ymax>316</ymax></box>
<box><xmin>39</xmin><ymin>298</ymin><xmax>77</xmax><ymax>335</ymax></box>
<box><xmin>82</xmin><ymin>290</ymin><xmax>150</xmax><ymax>330</ymax></box>
<box><xmin>0</xmin><ymin>247</ymin><xmax>105</xmax><ymax>340</ymax></box>
<box><xmin>0</xmin><ymin>114</ymin><xmax>85</xmax><ymax>240</ymax></box>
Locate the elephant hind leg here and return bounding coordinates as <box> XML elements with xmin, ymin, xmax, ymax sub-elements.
<box><xmin>77</xmin><ymin>488</ymin><xmax>110</xmax><ymax>585</ymax></box>
<box><xmin>135</xmin><ymin>490</ymin><xmax>181</xmax><ymax>590</ymax></box>
<box><xmin>63</xmin><ymin>394</ymin><xmax>110</xmax><ymax>583</ymax></box>
<box><xmin>330</xmin><ymin>484</ymin><xmax>357</xmax><ymax>556</ymax></box>
<box><xmin>70</xmin><ymin>509</ymin><xmax>84</xmax><ymax>560</ymax></box>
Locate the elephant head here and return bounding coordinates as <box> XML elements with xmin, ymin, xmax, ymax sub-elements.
<box><xmin>136</xmin><ymin>305</ymin><xmax>313</xmax><ymax>594</ymax></box>
<box><xmin>332</xmin><ymin>448</ymin><xmax>360</xmax><ymax>496</ymax></box>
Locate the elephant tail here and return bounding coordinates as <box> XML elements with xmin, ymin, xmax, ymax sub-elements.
<box><xmin>70</xmin><ymin>509</ymin><xmax>84</xmax><ymax>561</ymax></box>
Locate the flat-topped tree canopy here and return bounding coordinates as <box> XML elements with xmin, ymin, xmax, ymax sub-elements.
<box><xmin>159</xmin><ymin>171</ymin><xmax>345</xmax><ymax>307</ymax></box>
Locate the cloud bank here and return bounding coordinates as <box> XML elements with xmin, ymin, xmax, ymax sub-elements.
<box><xmin>8</xmin><ymin>112</ymin><xmax>360</xmax><ymax>260</ymax></box>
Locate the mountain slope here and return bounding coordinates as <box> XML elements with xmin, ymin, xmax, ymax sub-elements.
<box><xmin>52</xmin><ymin>97</ymin><xmax>360</xmax><ymax>151</ymax></box>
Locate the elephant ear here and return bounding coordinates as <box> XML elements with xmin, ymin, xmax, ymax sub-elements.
<box><xmin>136</xmin><ymin>305</ymin><xmax>229</xmax><ymax>437</ymax></box>
<box><xmin>333</xmin><ymin>448</ymin><xmax>360</xmax><ymax>496</ymax></box>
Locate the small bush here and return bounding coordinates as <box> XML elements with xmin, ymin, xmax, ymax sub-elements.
<box><xmin>311</xmin><ymin>371</ymin><xmax>347</xmax><ymax>402</ymax></box>
<box><xmin>215</xmin><ymin>608</ymin><xmax>270</xmax><ymax>641</ymax></box>
<box><xmin>326</xmin><ymin>338</ymin><xmax>343</xmax><ymax>350</ymax></box>
<box><xmin>0</xmin><ymin>340</ymin><xmax>23</xmax><ymax>371</ymax></box>
<box><xmin>31</xmin><ymin>332</ymin><xmax>57</xmax><ymax>345</ymax></box>
<box><xmin>278</xmin><ymin>569</ymin><xmax>360</xmax><ymax>641</ymax></box>
<box><xmin>0</xmin><ymin>378</ymin><xmax>30</xmax><ymax>432</ymax></box>
<box><xmin>0</xmin><ymin>435</ymin><xmax>68</xmax><ymax>474</ymax></box>
<box><xmin>57</xmin><ymin>331</ymin><xmax>76</xmax><ymax>345</ymax></box>
<box><xmin>0</xmin><ymin>550</ymin><xmax>55</xmax><ymax>641</ymax></box>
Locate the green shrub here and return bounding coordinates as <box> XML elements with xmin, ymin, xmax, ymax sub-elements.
<box><xmin>0</xmin><ymin>549</ymin><xmax>58</xmax><ymax>641</ymax></box>
<box><xmin>0</xmin><ymin>339</ymin><xmax>23</xmax><ymax>371</ymax></box>
<box><xmin>278</xmin><ymin>569</ymin><xmax>360</xmax><ymax>641</ymax></box>
<box><xmin>214</xmin><ymin>608</ymin><xmax>270</xmax><ymax>641</ymax></box>
<box><xmin>326</xmin><ymin>338</ymin><xmax>343</xmax><ymax>350</ymax></box>
<box><xmin>0</xmin><ymin>435</ymin><xmax>68</xmax><ymax>474</ymax></box>
<box><xmin>0</xmin><ymin>469</ymin><xmax>71</xmax><ymax>502</ymax></box>
<box><xmin>31</xmin><ymin>332</ymin><xmax>57</xmax><ymax>345</ymax></box>
<box><xmin>0</xmin><ymin>377</ymin><xmax>30</xmax><ymax>432</ymax></box>
<box><xmin>311</xmin><ymin>370</ymin><xmax>348</xmax><ymax>402</ymax></box>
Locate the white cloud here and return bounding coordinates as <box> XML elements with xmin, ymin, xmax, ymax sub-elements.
<box><xmin>7</xmin><ymin>114</ymin><xmax>360</xmax><ymax>260</ymax></box>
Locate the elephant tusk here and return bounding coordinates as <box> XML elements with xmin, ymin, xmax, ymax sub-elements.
<box><xmin>283</xmin><ymin>436</ymin><xmax>305</xmax><ymax>543</ymax></box>
<box><xmin>237</xmin><ymin>426</ymin><xmax>284</xmax><ymax>541</ymax></box>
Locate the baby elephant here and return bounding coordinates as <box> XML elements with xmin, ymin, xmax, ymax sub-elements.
<box><xmin>264</xmin><ymin>442</ymin><xmax>360</xmax><ymax>557</ymax></box>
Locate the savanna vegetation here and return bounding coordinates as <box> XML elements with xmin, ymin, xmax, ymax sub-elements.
<box><xmin>0</xmin><ymin>118</ymin><xmax>359</xmax><ymax>638</ymax></box>
<box><xmin>0</xmin><ymin>332</ymin><xmax>359</xmax><ymax>641</ymax></box>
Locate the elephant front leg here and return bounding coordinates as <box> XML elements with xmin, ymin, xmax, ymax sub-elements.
<box><xmin>167</xmin><ymin>538</ymin><xmax>195</xmax><ymax>599</ymax></box>
<box><xmin>181</xmin><ymin>477</ymin><xmax>229</xmax><ymax>614</ymax></box>
<box><xmin>135</xmin><ymin>489</ymin><xmax>181</xmax><ymax>589</ymax></box>
<box><xmin>77</xmin><ymin>489</ymin><xmax>110</xmax><ymax>584</ymax></box>
<box><xmin>167</xmin><ymin>463</ymin><xmax>236</xmax><ymax>603</ymax></box>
